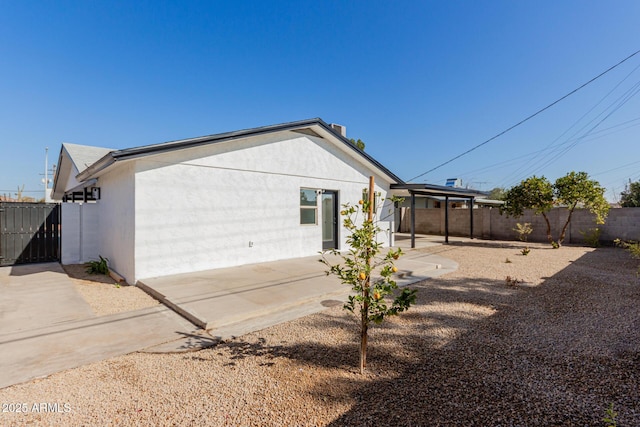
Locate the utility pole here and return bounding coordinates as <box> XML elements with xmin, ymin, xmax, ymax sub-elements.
<box><xmin>40</xmin><ymin>147</ymin><xmax>56</xmax><ymax>202</ymax></box>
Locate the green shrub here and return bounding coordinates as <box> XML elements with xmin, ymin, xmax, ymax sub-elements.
<box><xmin>603</xmin><ymin>402</ymin><xmax>618</xmax><ymax>427</ymax></box>
<box><xmin>580</xmin><ymin>227</ymin><xmax>602</xmax><ymax>247</ymax></box>
<box><xmin>627</xmin><ymin>241</ymin><xmax>640</xmax><ymax>259</ymax></box>
<box><xmin>86</xmin><ymin>255</ymin><xmax>109</xmax><ymax>275</ymax></box>
<box><xmin>614</xmin><ymin>239</ymin><xmax>640</xmax><ymax>275</ymax></box>
<box><xmin>513</xmin><ymin>222</ymin><xmax>533</xmax><ymax>242</ymax></box>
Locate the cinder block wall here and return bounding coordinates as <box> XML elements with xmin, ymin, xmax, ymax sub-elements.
<box><xmin>399</xmin><ymin>207</ymin><xmax>440</xmax><ymax>234</ymax></box>
<box><xmin>399</xmin><ymin>207</ymin><xmax>640</xmax><ymax>244</ymax></box>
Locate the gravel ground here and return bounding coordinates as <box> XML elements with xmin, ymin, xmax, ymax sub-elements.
<box><xmin>1</xmin><ymin>241</ymin><xmax>638</xmax><ymax>426</ymax></box>
<box><xmin>62</xmin><ymin>264</ymin><xmax>159</xmax><ymax>316</ymax></box>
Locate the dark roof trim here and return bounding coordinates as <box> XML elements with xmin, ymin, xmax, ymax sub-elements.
<box><xmin>391</xmin><ymin>183</ymin><xmax>487</xmax><ymax>198</ymax></box>
<box><xmin>63</xmin><ymin>178</ymin><xmax>98</xmax><ymax>195</ymax></box>
<box><xmin>77</xmin><ymin>118</ymin><xmax>404</xmax><ymax>184</ymax></box>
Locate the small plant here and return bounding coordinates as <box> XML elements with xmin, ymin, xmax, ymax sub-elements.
<box><xmin>614</xmin><ymin>239</ymin><xmax>640</xmax><ymax>259</ymax></box>
<box><xmin>513</xmin><ymin>222</ymin><xmax>533</xmax><ymax>242</ymax></box>
<box><xmin>603</xmin><ymin>402</ymin><xmax>618</xmax><ymax>427</ymax></box>
<box><xmin>626</xmin><ymin>241</ymin><xmax>640</xmax><ymax>259</ymax></box>
<box><xmin>505</xmin><ymin>276</ymin><xmax>521</xmax><ymax>286</ymax></box>
<box><xmin>615</xmin><ymin>238</ymin><xmax>640</xmax><ymax>275</ymax></box>
<box><xmin>581</xmin><ymin>227</ymin><xmax>602</xmax><ymax>248</ymax></box>
<box><xmin>521</xmin><ymin>247</ymin><xmax>531</xmax><ymax>256</ymax></box>
<box><xmin>551</xmin><ymin>241</ymin><xmax>560</xmax><ymax>249</ymax></box>
<box><xmin>86</xmin><ymin>255</ymin><xmax>109</xmax><ymax>275</ymax></box>
<box><xmin>321</xmin><ymin>177</ymin><xmax>416</xmax><ymax>374</ymax></box>
<box><xmin>505</xmin><ymin>257</ymin><xmax>512</xmax><ymax>264</ymax></box>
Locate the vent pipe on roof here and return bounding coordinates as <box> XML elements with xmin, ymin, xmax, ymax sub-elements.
<box><xmin>330</xmin><ymin>123</ymin><xmax>347</xmax><ymax>137</ymax></box>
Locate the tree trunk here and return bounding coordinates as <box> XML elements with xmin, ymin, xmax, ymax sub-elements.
<box><xmin>360</xmin><ymin>309</ymin><xmax>367</xmax><ymax>374</ymax></box>
<box><xmin>542</xmin><ymin>212</ymin><xmax>554</xmax><ymax>245</ymax></box>
<box><xmin>360</xmin><ymin>176</ymin><xmax>375</xmax><ymax>374</ymax></box>
<box><xmin>558</xmin><ymin>203</ymin><xmax>577</xmax><ymax>245</ymax></box>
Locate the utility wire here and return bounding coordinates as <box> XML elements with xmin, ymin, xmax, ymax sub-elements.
<box><xmin>500</xmin><ymin>62</ymin><xmax>640</xmax><ymax>186</ymax></box>
<box><xmin>433</xmin><ymin>116</ymin><xmax>640</xmax><ymax>188</ymax></box>
<box><xmin>407</xmin><ymin>48</ymin><xmax>640</xmax><ymax>182</ymax></box>
<box><xmin>511</xmin><ymin>79</ymin><xmax>640</xmax><ymax>185</ymax></box>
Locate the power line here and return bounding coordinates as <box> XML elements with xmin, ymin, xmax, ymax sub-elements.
<box><xmin>407</xmin><ymin>48</ymin><xmax>640</xmax><ymax>182</ymax></box>
<box><xmin>516</xmin><ymin>80</ymin><xmax>640</xmax><ymax>184</ymax></box>
<box><xmin>433</xmin><ymin>114</ymin><xmax>640</xmax><ymax>185</ymax></box>
<box><xmin>500</xmin><ymin>61</ymin><xmax>640</xmax><ymax>186</ymax></box>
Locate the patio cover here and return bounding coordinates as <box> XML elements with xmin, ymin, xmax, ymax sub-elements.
<box><xmin>390</xmin><ymin>183</ymin><xmax>488</xmax><ymax>247</ymax></box>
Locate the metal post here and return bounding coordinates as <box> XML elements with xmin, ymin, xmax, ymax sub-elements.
<box><xmin>469</xmin><ymin>197</ymin><xmax>474</xmax><ymax>239</ymax></box>
<box><xmin>410</xmin><ymin>191</ymin><xmax>416</xmax><ymax>249</ymax></box>
<box><xmin>445</xmin><ymin>195</ymin><xmax>449</xmax><ymax>244</ymax></box>
<box><xmin>44</xmin><ymin>147</ymin><xmax>48</xmax><ymax>202</ymax></box>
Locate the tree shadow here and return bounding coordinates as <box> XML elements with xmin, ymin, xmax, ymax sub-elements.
<box><xmin>323</xmin><ymin>247</ymin><xmax>640</xmax><ymax>426</ymax></box>
<box><xmin>177</xmin><ymin>246</ymin><xmax>639</xmax><ymax>425</ymax></box>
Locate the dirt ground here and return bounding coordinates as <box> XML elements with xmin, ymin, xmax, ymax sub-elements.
<box><xmin>1</xmin><ymin>242</ymin><xmax>638</xmax><ymax>426</ymax></box>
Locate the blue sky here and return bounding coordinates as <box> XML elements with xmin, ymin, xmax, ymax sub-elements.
<box><xmin>1</xmin><ymin>1</ymin><xmax>639</xmax><ymax>201</ymax></box>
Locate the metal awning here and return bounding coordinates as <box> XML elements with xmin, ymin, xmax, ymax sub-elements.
<box><xmin>391</xmin><ymin>183</ymin><xmax>488</xmax><ymax>248</ymax></box>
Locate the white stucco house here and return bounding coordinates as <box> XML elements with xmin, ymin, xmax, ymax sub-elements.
<box><xmin>52</xmin><ymin>118</ymin><xmax>405</xmax><ymax>285</ymax></box>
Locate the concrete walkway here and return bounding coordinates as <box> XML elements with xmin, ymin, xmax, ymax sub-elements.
<box><xmin>0</xmin><ymin>263</ymin><xmax>198</xmax><ymax>389</ymax></box>
<box><xmin>138</xmin><ymin>239</ymin><xmax>457</xmax><ymax>342</ymax></box>
<box><xmin>0</xmin><ymin>235</ymin><xmax>458</xmax><ymax>388</ymax></box>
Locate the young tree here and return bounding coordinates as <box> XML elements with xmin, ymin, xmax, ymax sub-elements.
<box><xmin>554</xmin><ymin>171</ymin><xmax>609</xmax><ymax>245</ymax></box>
<box><xmin>321</xmin><ymin>177</ymin><xmax>416</xmax><ymax>374</ymax></box>
<box><xmin>501</xmin><ymin>176</ymin><xmax>555</xmax><ymax>244</ymax></box>
<box><xmin>501</xmin><ymin>172</ymin><xmax>609</xmax><ymax>247</ymax></box>
<box><xmin>620</xmin><ymin>181</ymin><xmax>640</xmax><ymax>207</ymax></box>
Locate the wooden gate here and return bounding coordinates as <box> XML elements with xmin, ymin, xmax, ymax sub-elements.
<box><xmin>0</xmin><ymin>202</ymin><xmax>61</xmax><ymax>266</ymax></box>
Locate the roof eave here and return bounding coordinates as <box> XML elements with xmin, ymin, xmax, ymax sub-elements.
<box><xmin>391</xmin><ymin>183</ymin><xmax>488</xmax><ymax>198</ymax></box>
<box><xmin>313</xmin><ymin>120</ymin><xmax>404</xmax><ymax>184</ymax></box>
<box><xmin>77</xmin><ymin>118</ymin><xmax>404</xmax><ymax>185</ymax></box>
<box><xmin>76</xmin><ymin>152</ymin><xmax>116</xmax><ymax>182</ymax></box>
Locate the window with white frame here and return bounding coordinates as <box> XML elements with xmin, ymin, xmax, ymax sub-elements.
<box><xmin>300</xmin><ymin>188</ymin><xmax>318</xmax><ymax>224</ymax></box>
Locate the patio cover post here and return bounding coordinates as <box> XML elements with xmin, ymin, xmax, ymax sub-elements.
<box><xmin>469</xmin><ymin>196</ymin><xmax>474</xmax><ymax>239</ymax></box>
<box><xmin>410</xmin><ymin>190</ymin><xmax>416</xmax><ymax>249</ymax></box>
<box><xmin>444</xmin><ymin>195</ymin><xmax>449</xmax><ymax>244</ymax></box>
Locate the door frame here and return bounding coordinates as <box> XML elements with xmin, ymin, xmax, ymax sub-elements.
<box><xmin>321</xmin><ymin>190</ymin><xmax>339</xmax><ymax>250</ymax></box>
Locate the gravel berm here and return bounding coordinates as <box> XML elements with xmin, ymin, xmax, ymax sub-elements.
<box><xmin>1</xmin><ymin>241</ymin><xmax>638</xmax><ymax>426</ymax></box>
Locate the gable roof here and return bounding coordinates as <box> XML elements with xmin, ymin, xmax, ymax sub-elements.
<box><xmin>63</xmin><ymin>143</ymin><xmax>115</xmax><ymax>174</ymax></box>
<box><xmin>75</xmin><ymin>118</ymin><xmax>404</xmax><ymax>184</ymax></box>
<box><xmin>51</xmin><ymin>143</ymin><xmax>115</xmax><ymax>199</ymax></box>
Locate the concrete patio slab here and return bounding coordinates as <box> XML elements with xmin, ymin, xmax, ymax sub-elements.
<box><xmin>0</xmin><ymin>263</ymin><xmax>95</xmax><ymax>333</ymax></box>
<box><xmin>138</xmin><ymin>245</ymin><xmax>457</xmax><ymax>340</ymax></box>
<box><xmin>0</xmin><ymin>263</ymin><xmax>200</xmax><ymax>389</ymax></box>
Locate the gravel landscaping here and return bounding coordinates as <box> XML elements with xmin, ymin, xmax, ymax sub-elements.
<box><xmin>1</xmin><ymin>241</ymin><xmax>638</xmax><ymax>426</ymax></box>
<box><xmin>62</xmin><ymin>264</ymin><xmax>160</xmax><ymax>316</ymax></box>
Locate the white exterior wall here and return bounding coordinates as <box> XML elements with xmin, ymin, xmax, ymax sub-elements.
<box><xmin>96</xmin><ymin>162</ymin><xmax>136</xmax><ymax>282</ymax></box>
<box><xmin>132</xmin><ymin>131</ymin><xmax>394</xmax><ymax>281</ymax></box>
<box><xmin>61</xmin><ymin>165</ymin><xmax>82</xmax><ymax>193</ymax></box>
<box><xmin>60</xmin><ymin>203</ymin><xmax>100</xmax><ymax>264</ymax></box>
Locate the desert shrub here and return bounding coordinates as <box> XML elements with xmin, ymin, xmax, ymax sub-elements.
<box><xmin>513</xmin><ymin>222</ymin><xmax>533</xmax><ymax>242</ymax></box>
<box><xmin>86</xmin><ymin>255</ymin><xmax>109</xmax><ymax>275</ymax></box>
<box><xmin>581</xmin><ymin>227</ymin><xmax>602</xmax><ymax>248</ymax></box>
